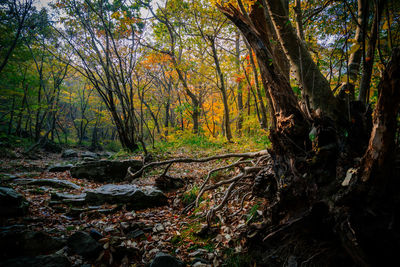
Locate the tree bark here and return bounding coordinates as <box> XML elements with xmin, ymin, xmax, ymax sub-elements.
<box><xmin>264</xmin><ymin>0</ymin><xmax>342</xmax><ymax>119</ymax></box>
<box><xmin>358</xmin><ymin>0</ymin><xmax>385</xmax><ymax>104</ymax></box>
<box><xmin>209</xmin><ymin>36</ymin><xmax>232</xmax><ymax>141</ymax></box>
<box><xmin>360</xmin><ymin>47</ymin><xmax>400</xmax><ymax>185</ymax></box>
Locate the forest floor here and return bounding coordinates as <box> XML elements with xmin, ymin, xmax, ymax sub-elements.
<box><xmin>0</xmin><ymin>145</ymin><xmax>266</xmax><ymax>266</ymax></box>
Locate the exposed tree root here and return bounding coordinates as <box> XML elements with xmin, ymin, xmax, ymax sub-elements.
<box><xmin>126</xmin><ymin>150</ymin><xmax>269</xmax><ymax>180</ymax></box>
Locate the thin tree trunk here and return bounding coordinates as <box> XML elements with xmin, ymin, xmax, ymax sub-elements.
<box><xmin>340</xmin><ymin>0</ymin><xmax>369</xmax><ymax>100</ymax></box>
<box><xmin>8</xmin><ymin>97</ymin><xmax>15</xmax><ymax>135</ymax></box>
<box><xmin>359</xmin><ymin>0</ymin><xmax>385</xmax><ymax>104</ymax></box>
<box><xmin>236</xmin><ymin>31</ymin><xmax>244</xmax><ymax>135</ymax></box>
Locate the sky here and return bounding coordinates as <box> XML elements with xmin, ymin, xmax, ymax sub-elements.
<box><xmin>34</xmin><ymin>0</ymin><xmax>52</xmax><ymax>9</ymax></box>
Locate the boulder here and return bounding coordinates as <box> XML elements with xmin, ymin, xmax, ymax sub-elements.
<box><xmin>42</xmin><ymin>139</ymin><xmax>63</xmax><ymax>153</ymax></box>
<box><xmin>150</xmin><ymin>252</ymin><xmax>185</xmax><ymax>267</ymax></box>
<box><xmin>0</xmin><ymin>187</ymin><xmax>29</xmax><ymax>217</ymax></box>
<box><xmin>155</xmin><ymin>175</ymin><xmax>185</xmax><ymax>192</ymax></box>
<box><xmin>70</xmin><ymin>159</ymin><xmax>142</xmax><ymax>182</ymax></box>
<box><xmin>80</xmin><ymin>151</ymin><xmax>99</xmax><ymax>159</ymax></box>
<box><xmin>61</xmin><ymin>149</ymin><xmax>78</xmax><ymax>158</ymax></box>
<box><xmin>47</xmin><ymin>164</ymin><xmax>74</xmax><ymax>172</ymax></box>
<box><xmin>0</xmin><ymin>230</ymin><xmax>65</xmax><ymax>259</ymax></box>
<box><xmin>12</xmin><ymin>178</ymin><xmax>81</xmax><ymax>190</ymax></box>
<box><xmin>85</xmin><ymin>184</ymin><xmax>167</xmax><ymax>210</ymax></box>
<box><xmin>0</xmin><ymin>254</ymin><xmax>71</xmax><ymax>267</ymax></box>
<box><xmin>67</xmin><ymin>231</ymin><xmax>102</xmax><ymax>258</ymax></box>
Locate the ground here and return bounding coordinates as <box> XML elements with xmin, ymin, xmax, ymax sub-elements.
<box><xmin>0</xmin><ymin>146</ymin><xmax>265</xmax><ymax>266</ymax></box>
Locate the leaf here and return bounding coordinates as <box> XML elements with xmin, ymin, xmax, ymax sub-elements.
<box><xmin>348</xmin><ymin>43</ymin><xmax>360</xmax><ymax>54</ymax></box>
<box><xmin>382</xmin><ymin>20</ymin><xmax>389</xmax><ymax>30</ymax></box>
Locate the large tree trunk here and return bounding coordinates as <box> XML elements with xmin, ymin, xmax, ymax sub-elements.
<box><xmin>216</xmin><ymin>1</ymin><xmax>400</xmax><ymax>266</ymax></box>
<box><xmin>360</xmin><ymin>47</ymin><xmax>400</xmax><ymax>185</ymax></box>
<box><xmin>217</xmin><ymin>3</ymin><xmax>309</xmax><ymax>156</ymax></box>
<box><xmin>263</xmin><ymin>0</ymin><xmax>342</xmax><ymax>119</ymax></box>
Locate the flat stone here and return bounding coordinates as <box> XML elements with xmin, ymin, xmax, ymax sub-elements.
<box><xmin>47</xmin><ymin>164</ymin><xmax>74</xmax><ymax>172</ymax></box>
<box><xmin>80</xmin><ymin>151</ymin><xmax>99</xmax><ymax>159</ymax></box>
<box><xmin>13</xmin><ymin>178</ymin><xmax>81</xmax><ymax>190</ymax></box>
<box><xmin>62</xmin><ymin>149</ymin><xmax>78</xmax><ymax>158</ymax></box>
<box><xmin>62</xmin><ymin>198</ymin><xmax>86</xmax><ymax>206</ymax></box>
<box><xmin>85</xmin><ymin>184</ymin><xmax>167</xmax><ymax>210</ymax></box>
<box><xmin>0</xmin><ymin>187</ymin><xmax>29</xmax><ymax>217</ymax></box>
<box><xmin>51</xmin><ymin>192</ymin><xmax>87</xmax><ymax>201</ymax></box>
<box><xmin>70</xmin><ymin>159</ymin><xmax>142</xmax><ymax>182</ymax></box>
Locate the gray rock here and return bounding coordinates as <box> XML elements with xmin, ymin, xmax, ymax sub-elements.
<box><xmin>13</xmin><ymin>178</ymin><xmax>81</xmax><ymax>190</ymax></box>
<box><xmin>89</xmin><ymin>229</ymin><xmax>103</xmax><ymax>241</ymax></box>
<box><xmin>47</xmin><ymin>164</ymin><xmax>74</xmax><ymax>172</ymax></box>
<box><xmin>0</xmin><ymin>173</ymin><xmax>18</xmax><ymax>181</ymax></box>
<box><xmin>155</xmin><ymin>175</ymin><xmax>185</xmax><ymax>192</ymax></box>
<box><xmin>192</xmin><ymin>262</ymin><xmax>208</xmax><ymax>267</ymax></box>
<box><xmin>0</xmin><ymin>254</ymin><xmax>71</xmax><ymax>267</ymax></box>
<box><xmin>150</xmin><ymin>252</ymin><xmax>185</xmax><ymax>267</ymax></box>
<box><xmin>0</xmin><ymin>187</ymin><xmax>29</xmax><ymax>217</ymax></box>
<box><xmin>0</xmin><ymin>230</ymin><xmax>65</xmax><ymax>259</ymax></box>
<box><xmin>85</xmin><ymin>184</ymin><xmax>167</xmax><ymax>210</ymax></box>
<box><xmin>51</xmin><ymin>192</ymin><xmax>87</xmax><ymax>201</ymax></box>
<box><xmin>61</xmin><ymin>149</ymin><xmax>78</xmax><ymax>158</ymax></box>
<box><xmin>70</xmin><ymin>159</ymin><xmax>142</xmax><ymax>182</ymax></box>
<box><xmin>127</xmin><ymin>229</ymin><xmax>145</xmax><ymax>239</ymax></box>
<box><xmin>67</xmin><ymin>231</ymin><xmax>102</xmax><ymax>258</ymax></box>
<box><xmin>80</xmin><ymin>151</ymin><xmax>99</xmax><ymax>159</ymax></box>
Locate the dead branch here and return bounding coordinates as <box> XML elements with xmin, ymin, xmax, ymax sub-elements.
<box><xmin>195</xmin><ymin>159</ymin><xmax>253</xmax><ymax>207</ymax></box>
<box><xmin>126</xmin><ymin>150</ymin><xmax>269</xmax><ymax>180</ymax></box>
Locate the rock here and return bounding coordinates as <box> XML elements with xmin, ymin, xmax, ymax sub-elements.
<box><xmin>70</xmin><ymin>159</ymin><xmax>142</xmax><ymax>182</ymax></box>
<box><xmin>192</xmin><ymin>262</ymin><xmax>208</xmax><ymax>267</ymax></box>
<box><xmin>80</xmin><ymin>151</ymin><xmax>99</xmax><ymax>159</ymax></box>
<box><xmin>13</xmin><ymin>178</ymin><xmax>81</xmax><ymax>190</ymax></box>
<box><xmin>0</xmin><ymin>224</ymin><xmax>27</xmax><ymax>231</ymax></box>
<box><xmin>0</xmin><ymin>230</ymin><xmax>65</xmax><ymax>259</ymax></box>
<box><xmin>127</xmin><ymin>229</ymin><xmax>145</xmax><ymax>239</ymax></box>
<box><xmin>62</xmin><ymin>198</ymin><xmax>86</xmax><ymax>206</ymax></box>
<box><xmin>0</xmin><ymin>187</ymin><xmax>29</xmax><ymax>217</ymax></box>
<box><xmin>42</xmin><ymin>139</ymin><xmax>63</xmax><ymax>153</ymax></box>
<box><xmin>150</xmin><ymin>252</ymin><xmax>185</xmax><ymax>267</ymax></box>
<box><xmin>0</xmin><ymin>254</ymin><xmax>71</xmax><ymax>267</ymax></box>
<box><xmin>102</xmin><ymin>151</ymin><xmax>114</xmax><ymax>158</ymax></box>
<box><xmin>51</xmin><ymin>192</ymin><xmax>87</xmax><ymax>201</ymax></box>
<box><xmin>61</xmin><ymin>149</ymin><xmax>78</xmax><ymax>158</ymax></box>
<box><xmin>67</xmin><ymin>231</ymin><xmax>102</xmax><ymax>258</ymax></box>
<box><xmin>85</xmin><ymin>184</ymin><xmax>167</xmax><ymax>209</ymax></box>
<box><xmin>153</xmin><ymin>223</ymin><xmax>165</xmax><ymax>233</ymax></box>
<box><xmin>66</xmin><ymin>208</ymin><xmax>87</xmax><ymax>218</ymax></box>
<box><xmin>191</xmin><ymin>258</ymin><xmax>209</xmax><ymax>265</ymax></box>
<box><xmin>155</xmin><ymin>175</ymin><xmax>185</xmax><ymax>192</ymax></box>
<box><xmin>47</xmin><ymin>164</ymin><xmax>74</xmax><ymax>172</ymax></box>
<box><xmin>188</xmin><ymin>249</ymin><xmax>208</xmax><ymax>258</ymax></box>
<box><xmin>89</xmin><ymin>229</ymin><xmax>103</xmax><ymax>241</ymax></box>
<box><xmin>0</xmin><ymin>173</ymin><xmax>18</xmax><ymax>182</ymax></box>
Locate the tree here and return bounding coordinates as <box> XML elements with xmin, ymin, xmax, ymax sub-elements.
<box><xmin>0</xmin><ymin>0</ymin><xmax>34</xmax><ymax>74</ymax></box>
<box><xmin>54</xmin><ymin>0</ymin><xmax>147</xmax><ymax>151</ymax></box>
<box><xmin>211</xmin><ymin>0</ymin><xmax>400</xmax><ymax>264</ymax></box>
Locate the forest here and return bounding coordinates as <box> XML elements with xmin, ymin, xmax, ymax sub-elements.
<box><xmin>0</xmin><ymin>0</ymin><xmax>399</xmax><ymax>266</ymax></box>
